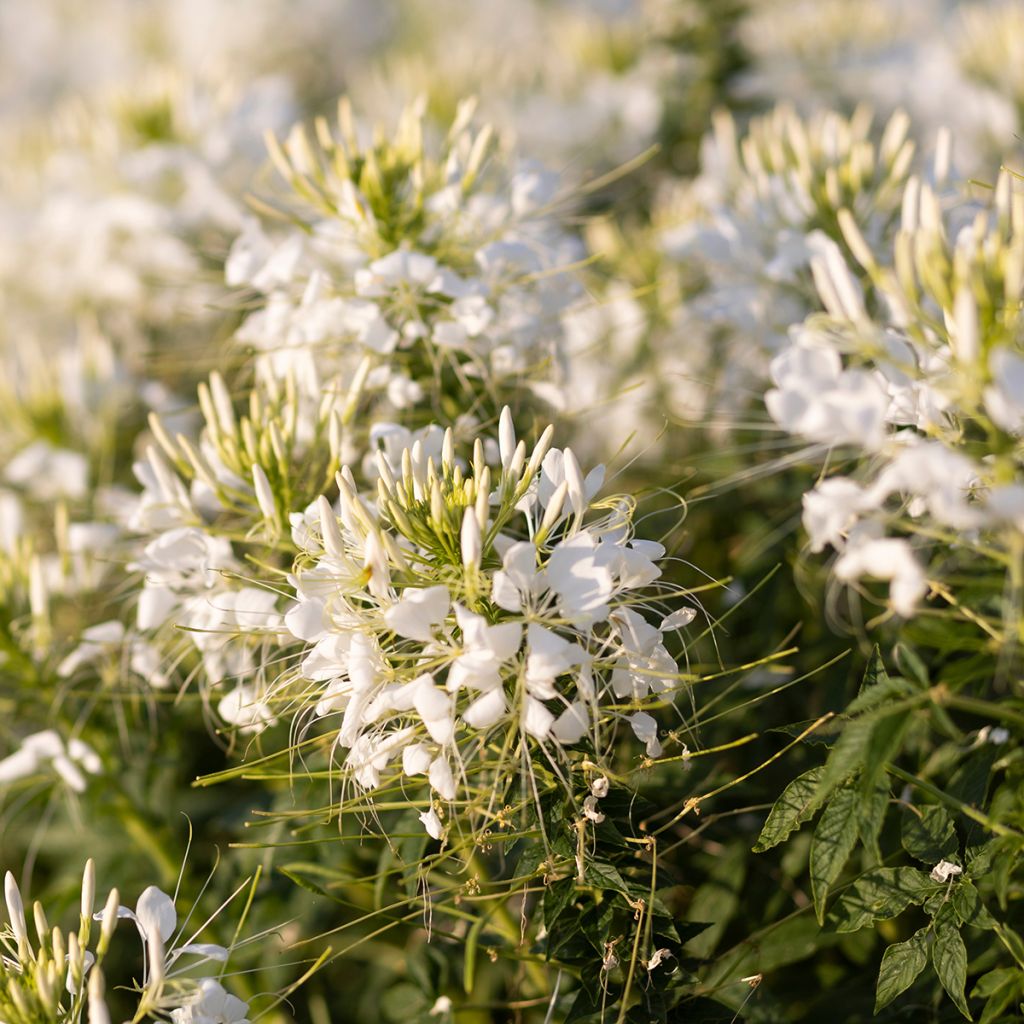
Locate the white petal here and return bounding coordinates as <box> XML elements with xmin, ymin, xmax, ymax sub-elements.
<box><xmin>522</xmin><ymin>696</ymin><xmax>555</xmax><ymax>740</ymax></box>
<box><xmin>384</xmin><ymin>586</ymin><xmax>450</xmax><ymax>642</ymax></box>
<box><xmin>429</xmin><ymin>756</ymin><xmax>456</xmax><ymax>800</ymax></box>
<box><xmin>462</xmin><ymin>689</ymin><xmax>508</xmax><ymax>729</ymax></box>
<box><xmin>402</xmin><ymin>742</ymin><xmax>433</xmax><ymax>776</ymax></box>
<box><xmin>136</xmin><ymin>886</ymin><xmax>176</xmax><ymax>943</ymax></box>
<box><xmin>419</xmin><ymin>808</ymin><xmax>444</xmax><ymax>840</ymax></box>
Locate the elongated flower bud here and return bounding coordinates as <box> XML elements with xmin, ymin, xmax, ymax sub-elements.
<box><xmin>5</xmin><ymin>871</ymin><xmax>29</xmax><ymax>955</ymax></box>
<box><xmin>524</xmin><ymin>425</ymin><xmax>555</xmax><ymax>485</ymax></box>
<box><xmin>96</xmin><ymin>888</ymin><xmax>119</xmax><ymax>956</ymax></box>
<box><xmin>88</xmin><ymin>968</ymin><xmax>111</xmax><ymax>1024</ymax></box>
<box><xmin>318</xmin><ymin>496</ymin><xmax>346</xmax><ymax>560</ymax></box>
<box><xmin>252</xmin><ymin>463</ymin><xmax>276</xmax><ymax>521</ymax></box>
<box><xmin>209</xmin><ymin>371</ymin><xmax>237</xmax><ymax>434</ymax></box>
<box><xmin>498</xmin><ymin>406</ymin><xmax>516</xmax><ymax>469</ymax></box>
<box><xmin>461</xmin><ymin>508</ymin><xmax>482</xmax><ymax>570</ymax></box>
<box><xmin>80</xmin><ymin>859</ymin><xmax>96</xmax><ymax>920</ymax></box>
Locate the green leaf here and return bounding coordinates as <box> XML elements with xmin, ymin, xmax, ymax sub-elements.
<box><xmin>463</xmin><ymin>913</ymin><xmax>486</xmax><ymax>994</ymax></box>
<box><xmin>860</xmin><ymin>646</ymin><xmax>887</xmax><ymax>693</ymax></box>
<box><xmin>933</xmin><ymin>920</ymin><xmax>972</xmax><ymax>1020</ymax></box>
<box><xmin>810</xmin><ymin>786</ymin><xmax>860</xmax><ymax>924</ymax></box>
<box><xmin>584</xmin><ymin>860</ymin><xmax>629</xmax><ymax>895</ymax></box>
<box><xmin>831</xmin><ymin>867</ymin><xmax>936</xmax><ymax>933</ymax></box>
<box><xmin>972</xmin><ymin>968</ymin><xmax>1023</xmax><ymax>1024</ymax></box>
<box><xmin>952</xmin><ymin>881</ymin><xmax>996</xmax><ymax>930</ymax></box>
<box><xmin>874</xmin><ymin>927</ymin><xmax>929</xmax><ymax>1012</ymax></box>
<box><xmin>858</xmin><ymin>778</ymin><xmax>891</xmax><ymax>863</ymax></box>
<box><xmin>849</xmin><ymin>647</ymin><xmax>914</xmax><ymax>712</ymax></box>
<box><xmin>902</xmin><ymin>805</ymin><xmax>958</xmax><ymax>864</ymax></box>
<box><xmin>861</xmin><ymin>709</ymin><xmax>912</xmax><ymax>792</ymax></box>
<box><xmin>893</xmin><ymin>642</ymin><xmax>930</xmax><ymax>686</ymax></box>
<box><xmin>752</xmin><ymin>766</ymin><xmax>827</xmax><ymax>852</ymax></box>
<box><xmin>544</xmin><ymin>878</ymin><xmax>576</xmax><ymax>932</ymax></box>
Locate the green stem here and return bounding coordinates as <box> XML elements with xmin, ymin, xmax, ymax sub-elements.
<box><xmin>933</xmin><ymin>690</ymin><xmax>1024</xmax><ymax>731</ymax></box>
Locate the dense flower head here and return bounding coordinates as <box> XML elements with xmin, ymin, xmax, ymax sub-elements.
<box><xmin>767</xmin><ymin>166</ymin><xmax>1024</xmax><ymax>620</ymax></box>
<box><xmin>224</xmin><ymin>409</ymin><xmax>693</xmax><ymax>837</ymax></box>
<box><xmin>225</xmin><ymin>97</ymin><xmax>584</xmax><ymax>424</ymax></box>
<box><xmin>662</xmin><ymin>103</ymin><xmax>921</xmax><ymax>361</ymax></box>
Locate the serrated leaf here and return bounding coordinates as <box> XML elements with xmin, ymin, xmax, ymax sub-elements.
<box><xmin>831</xmin><ymin>866</ymin><xmax>936</xmax><ymax>933</ymax></box>
<box><xmin>858</xmin><ymin>778</ymin><xmax>891</xmax><ymax>863</ymax></box>
<box><xmin>934</xmin><ymin>920</ymin><xmax>972</xmax><ymax>1020</ymax></box>
<box><xmin>902</xmin><ymin>805</ymin><xmax>958</xmax><ymax>864</ymax></box>
<box><xmin>810</xmin><ymin>786</ymin><xmax>860</xmax><ymax>924</ymax></box>
<box><xmin>812</xmin><ymin>714</ymin><xmax>876</xmax><ymax>806</ymax></box>
<box><xmin>584</xmin><ymin>860</ymin><xmax>629</xmax><ymax>894</ymax></box>
<box><xmin>753</xmin><ymin>766</ymin><xmax>827</xmax><ymax>852</ymax></box>
<box><xmin>948</xmin><ymin>745</ymin><xmax>998</xmax><ymax>811</ymax></box>
<box><xmin>875</xmin><ymin>927</ymin><xmax>929</xmax><ymax>1012</ymax></box>
<box><xmin>953</xmin><ymin>881</ymin><xmax>996</xmax><ymax>930</ymax></box>
<box><xmin>847</xmin><ymin>677</ymin><xmax>917</xmax><ymax>715</ymax></box>
<box><xmin>860</xmin><ymin>646</ymin><xmax>887</xmax><ymax>693</ymax></box>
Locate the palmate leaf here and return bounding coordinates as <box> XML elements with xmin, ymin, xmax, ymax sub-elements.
<box><xmin>753</xmin><ymin>766</ymin><xmax>826</xmax><ymax>852</ymax></box>
<box><xmin>933</xmin><ymin>920</ymin><xmax>973</xmax><ymax>1020</ymax></box>
<box><xmin>874</xmin><ymin>926</ymin><xmax>929</xmax><ymax>1012</ymax></box>
<box><xmin>810</xmin><ymin>785</ymin><xmax>859</xmax><ymax>924</ymax></box>
<box><xmin>811</xmin><ymin>651</ymin><xmax>921</xmax><ymax>809</ymax></box>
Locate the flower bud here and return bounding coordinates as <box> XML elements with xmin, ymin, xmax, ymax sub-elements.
<box><xmin>252</xmin><ymin>464</ymin><xmax>276</xmax><ymax>521</ymax></box>
<box><xmin>461</xmin><ymin>508</ymin><xmax>482</xmax><ymax>570</ymax></box>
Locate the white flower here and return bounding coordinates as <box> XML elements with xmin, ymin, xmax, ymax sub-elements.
<box><xmin>522</xmin><ymin>695</ymin><xmax>555</xmax><ymax>740</ymax></box>
<box><xmin>660</xmin><ymin>607</ymin><xmax>696</xmax><ymax>631</ymax></box>
<box><xmin>546</xmin><ymin>532</ymin><xmax>615</xmax><ymax>625</ymax></box>
<box><xmin>629</xmin><ymin>712</ymin><xmax>662</xmax><ymax>758</ymax></box>
<box><xmin>217</xmin><ymin>686</ymin><xmax>275</xmax><ymax>735</ymax></box>
<box><xmin>491</xmin><ymin>541</ymin><xmax>543</xmax><ymax>613</ymax></box>
<box><xmin>429</xmin><ymin>995</ymin><xmax>453</xmax><ymax>1017</ymax></box>
<box><xmin>419</xmin><ymin>808</ymin><xmax>445</xmax><ymax>841</ymax></box>
<box><xmin>984</xmin><ymin>349</ymin><xmax>1024</xmax><ymax>434</ymax></box>
<box><xmin>0</xmin><ymin>730</ymin><xmax>102</xmax><ymax>793</ymax></box>
<box><xmin>930</xmin><ymin>860</ymin><xmax>963</xmax><ymax>883</ymax></box>
<box><xmin>765</xmin><ymin>340</ymin><xmax>889</xmax><ymax>449</ymax></box>
<box><xmin>833</xmin><ymin>535</ymin><xmax>928</xmax><ymax>617</ymax></box>
<box><xmin>524</xmin><ymin>624</ymin><xmax>584</xmax><ymax>699</ymax></box>
<box><xmin>383</xmin><ymin>586</ymin><xmax>451</xmax><ymax>642</ymax></box>
<box><xmin>448</xmin><ymin>605</ymin><xmax>522</xmax><ymax>692</ymax></box>
<box><xmin>4</xmin><ymin>441</ymin><xmax>89</xmax><ymax>500</ymax></box>
<box><xmin>802</xmin><ymin>478</ymin><xmax>869</xmax><ymax>552</ymax></box>
<box><xmin>170</xmin><ymin>978</ymin><xmax>249</xmax><ymax>1024</ymax></box>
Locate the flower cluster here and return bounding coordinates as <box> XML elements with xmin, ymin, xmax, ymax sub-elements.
<box><xmin>226</xmin><ymin>98</ymin><xmax>584</xmax><ymax>425</ymax></box>
<box><xmin>767</xmin><ymin>167</ymin><xmax>1024</xmax><ymax>619</ymax></box>
<box><xmin>662</xmin><ymin>103</ymin><xmax>921</xmax><ymax>365</ymax></box>
<box><xmin>2</xmin><ymin>861</ymin><xmax>250</xmax><ymax>1024</ymax></box>
<box><xmin>233</xmin><ymin>409</ymin><xmax>690</xmax><ymax>837</ymax></box>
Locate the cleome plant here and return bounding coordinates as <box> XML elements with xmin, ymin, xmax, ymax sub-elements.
<box><xmin>2</xmin><ymin>7</ymin><xmax>1024</xmax><ymax>1023</ymax></box>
